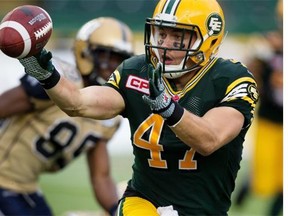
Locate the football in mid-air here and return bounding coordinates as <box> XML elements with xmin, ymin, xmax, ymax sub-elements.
<box><xmin>0</xmin><ymin>5</ymin><xmax>53</xmax><ymax>59</ymax></box>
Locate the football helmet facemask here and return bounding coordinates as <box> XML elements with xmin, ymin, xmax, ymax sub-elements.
<box><xmin>74</xmin><ymin>17</ymin><xmax>134</xmax><ymax>85</ymax></box>
<box><xmin>145</xmin><ymin>0</ymin><xmax>225</xmax><ymax>79</ymax></box>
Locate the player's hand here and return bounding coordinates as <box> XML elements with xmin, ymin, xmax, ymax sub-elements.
<box><xmin>142</xmin><ymin>63</ymin><xmax>175</xmax><ymax>119</ymax></box>
<box><xmin>19</xmin><ymin>49</ymin><xmax>55</xmax><ymax>81</ymax></box>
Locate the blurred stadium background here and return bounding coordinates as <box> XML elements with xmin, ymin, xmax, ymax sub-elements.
<box><xmin>0</xmin><ymin>0</ymin><xmax>283</xmax><ymax>215</ymax></box>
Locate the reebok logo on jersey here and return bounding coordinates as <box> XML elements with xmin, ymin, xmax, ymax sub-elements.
<box><xmin>126</xmin><ymin>75</ymin><xmax>149</xmax><ymax>94</ymax></box>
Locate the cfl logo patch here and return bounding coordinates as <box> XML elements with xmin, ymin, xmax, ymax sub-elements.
<box><xmin>207</xmin><ymin>13</ymin><xmax>223</xmax><ymax>35</ymax></box>
<box><xmin>126</xmin><ymin>75</ymin><xmax>149</xmax><ymax>94</ymax></box>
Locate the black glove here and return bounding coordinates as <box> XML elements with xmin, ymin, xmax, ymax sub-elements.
<box><xmin>19</xmin><ymin>49</ymin><xmax>60</xmax><ymax>89</ymax></box>
<box><xmin>142</xmin><ymin>63</ymin><xmax>184</xmax><ymax>126</ymax></box>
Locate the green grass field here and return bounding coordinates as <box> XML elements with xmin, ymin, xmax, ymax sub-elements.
<box><xmin>40</xmin><ymin>154</ymin><xmax>280</xmax><ymax>216</ymax></box>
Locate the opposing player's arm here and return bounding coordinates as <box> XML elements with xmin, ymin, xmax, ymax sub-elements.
<box><xmin>45</xmin><ymin>76</ymin><xmax>125</xmax><ymax>120</ymax></box>
<box><xmin>0</xmin><ymin>85</ymin><xmax>31</xmax><ymax>118</ymax></box>
<box><xmin>87</xmin><ymin>139</ymin><xmax>119</xmax><ymax>214</ymax></box>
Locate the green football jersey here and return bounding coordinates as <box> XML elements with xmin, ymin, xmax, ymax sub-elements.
<box><xmin>106</xmin><ymin>55</ymin><xmax>258</xmax><ymax>215</ymax></box>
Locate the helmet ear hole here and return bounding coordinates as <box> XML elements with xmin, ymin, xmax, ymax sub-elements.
<box><xmin>81</xmin><ymin>48</ymin><xmax>90</xmax><ymax>59</ymax></box>
<box><xmin>81</xmin><ymin>51</ymin><xmax>85</xmax><ymax>58</ymax></box>
<box><xmin>210</xmin><ymin>39</ymin><xmax>217</xmax><ymax>48</ymax></box>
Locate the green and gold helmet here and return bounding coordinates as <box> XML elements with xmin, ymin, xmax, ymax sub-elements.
<box><xmin>145</xmin><ymin>0</ymin><xmax>225</xmax><ymax>79</ymax></box>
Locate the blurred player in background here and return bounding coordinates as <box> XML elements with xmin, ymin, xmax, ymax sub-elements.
<box><xmin>0</xmin><ymin>17</ymin><xmax>134</xmax><ymax>216</ymax></box>
<box><xmin>234</xmin><ymin>1</ymin><xmax>283</xmax><ymax>215</ymax></box>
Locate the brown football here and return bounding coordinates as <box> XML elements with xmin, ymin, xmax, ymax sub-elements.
<box><xmin>0</xmin><ymin>5</ymin><xmax>53</xmax><ymax>59</ymax></box>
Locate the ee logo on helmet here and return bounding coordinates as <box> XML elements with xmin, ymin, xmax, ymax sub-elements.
<box><xmin>207</xmin><ymin>13</ymin><xmax>223</xmax><ymax>36</ymax></box>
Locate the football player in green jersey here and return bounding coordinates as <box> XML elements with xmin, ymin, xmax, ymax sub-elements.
<box><xmin>18</xmin><ymin>0</ymin><xmax>259</xmax><ymax>215</ymax></box>
<box><xmin>0</xmin><ymin>17</ymin><xmax>134</xmax><ymax>216</ymax></box>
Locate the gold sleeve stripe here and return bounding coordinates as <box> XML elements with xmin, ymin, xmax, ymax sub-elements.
<box><xmin>225</xmin><ymin>77</ymin><xmax>256</xmax><ymax>94</ymax></box>
<box><xmin>222</xmin><ymin>77</ymin><xmax>258</xmax><ymax>111</ymax></box>
<box><xmin>107</xmin><ymin>70</ymin><xmax>121</xmax><ymax>88</ymax></box>
<box><xmin>242</xmin><ymin>95</ymin><xmax>256</xmax><ymax>106</ymax></box>
<box><xmin>223</xmin><ymin>96</ymin><xmax>257</xmax><ymax>106</ymax></box>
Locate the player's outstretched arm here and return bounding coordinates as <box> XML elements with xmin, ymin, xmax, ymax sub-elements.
<box><xmin>19</xmin><ymin>50</ymin><xmax>125</xmax><ymax>120</ymax></box>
